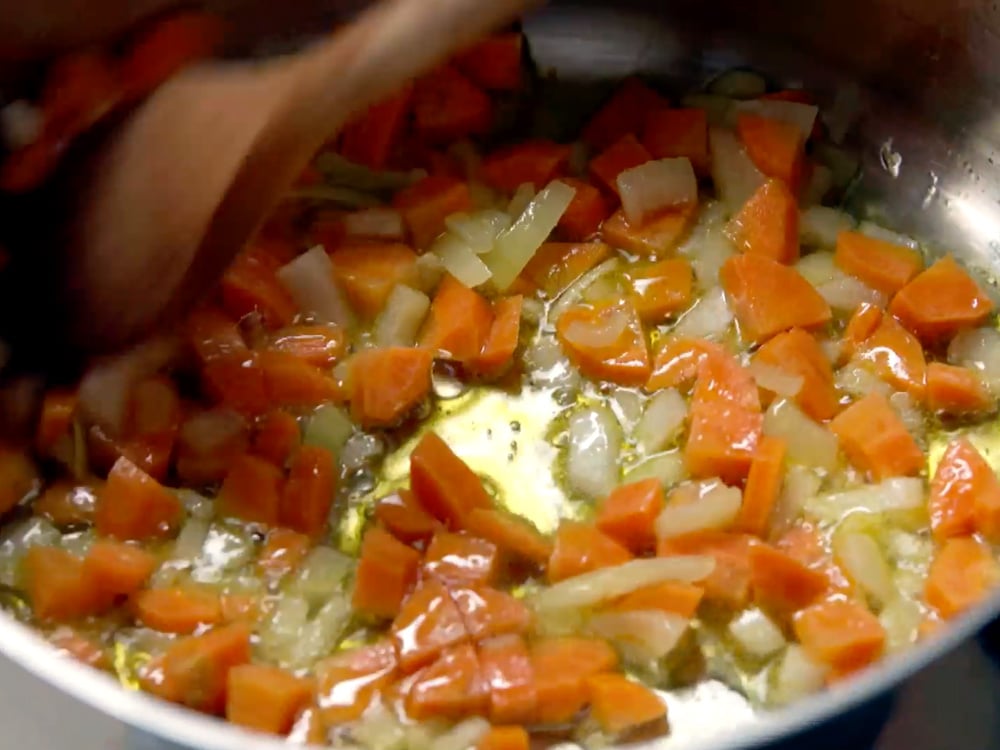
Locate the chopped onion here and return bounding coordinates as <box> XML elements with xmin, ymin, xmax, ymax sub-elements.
<box><xmin>671</xmin><ymin>286</ymin><xmax>733</xmax><ymax>340</ymax></box>
<box><xmin>291</xmin><ymin>546</ymin><xmax>354</xmax><ymax>606</ymax></box>
<box><xmin>524</xmin><ymin>336</ymin><xmax>580</xmax><ymax>390</ymax></box>
<box><xmin>832</xmin><ymin>529</ymin><xmax>893</xmax><ymax>607</ymax></box>
<box><xmin>816</xmin><ymin>276</ymin><xmax>887</xmax><ymax>313</ymax></box>
<box><xmin>176</xmin><ymin>489</ymin><xmax>213</xmax><ymax>520</ymax></box>
<box><xmin>547</xmin><ymin>258</ymin><xmax>620</xmax><ymax>326</ymax></box>
<box><xmin>733</xmin><ymin>99</ymin><xmax>819</xmax><ymax>140</ymax></box>
<box><xmin>768</xmin><ymin>465</ymin><xmax>822</xmax><ymax>534</ymax></box>
<box><xmin>562</xmin><ymin>305</ymin><xmax>629</xmax><ymax>349</ymax></box>
<box><xmin>190</xmin><ymin>524</ymin><xmax>255</xmax><ymax>584</ymax></box>
<box><xmin>172</xmin><ymin>518</ymin><xmax>211</xmax><ymax>563</ymax></box>
<box><xmin>609</xmin><ymin>388</ymin><xmax>644</xmax><ymax>430</ymax></box>
<box><xmin>708</xmin><ymin>69</ymin><xmax>767</xmax><ymax>99</ymax></box>
<box><xmin>431</xmin><ymin>233</ymin><xmax>492</xmax><ymax>288</ymax></box>
<box><xmin>835</xmin><ymin>363</ymin><xmax>892</xmax><ymax>399</ymax></box>
<box><xmin>566</xmin><ymin>404</ymin><xmax>622</xmax><ymax>500</ymax></box>
<box><xmin>304</xmin><ymin>405</ymin><xmax>353</xmax><ymax>457</ymax></box>
<box><xmin>414</xmin><ymin>252</ymin><xmax>446</xmax><ymax>293</ymax></box>
<box><xmin>709</xmin><ymin>127</ymin><xmax>765</xmax><ymax>213</ymax></box>
<box><xmin>507</xmin><ymin>182</ymin><xmax>536</xmax><ymax>217</ymax></box>
<box><xmin>680</xmin><ymin>93</ymin><xmax>735</xmax><ymax>126</ymax></box>
<box><xmin>889</xmin><ymin>391</ymin><xmax>925</xmax><ymax>441</ymax></box>
<box><xmin>636</xmin><ymin>389</ymin><xmax>688</xmax><ymax>454</ymax></box>
<box><xmin>0</xmin><ymin>100</ymin><xmax>42</xmax><ymax>150</ymax></box>
<box><xmin>749</xmin><ymin>361</ymin><xmax>804</xmax><ymax>398</ymax></box>
<box><xmin>764</xmin><ymin>400</ymin><xmax>839</xmax><ymax>471</ymax></box>
<box><xmin>771</xmin><ymin>645</ymin><xmax>829</xmax><ymax>705</ymax></box>
<box><xmin>857</xmin><ymin>220</ymin><xmax>919</xmax><ymax>250</ymax></box>
<box><xmin>617</xmin><ymin>158</ymin><xmax>697</xmax><ymax>226</ymax></box>
<box><xmin>432</xmin><ymin>718</ymin><xmax>490</xmax><ymax>750</ymax></box>
<box><xmin>655</xmin><ymin>482</ymin><xmax>742</xmax><ymax>539</ymax></box>
<box><xmin>681</xmin><ymin>227</ymin><xmax>736</xmax><ymax>289</ymax></box>
<box><xmin>948</xmin><ymin>327</ymin><xmax>1000</xmax><ymax>394</ymax></box>
<box><xmin>800</xmin><ymin>207</ymin><xmax>855</xmax><ymax>249</ymax></box>
<box><xmin>532</xmin><ymin>556</ymin><xmax>716</xmax><ymax>612</ymax></box>
<box><xmin>729</xmin><ymin>608</ymin><xmax>786</xmax><ymax>658</ymax></box>
<box><xmin>278</xmin><ymin>246</ymin><xmax>356</xmax><ymax>328</ymax></box>
<box><xmin>342</xmin><ymin>208</ymin><xmax>405</xmax><ymax>239</ymax></box>
<box><xmin>589</xmin><ymin>610</ymin><xmax>689</xmax><ymax>663</ymax></box>
<box><xmin>794</xmin><ymin>251</ymin><xmax>837</xmax><ymax>286</ymax></box>
<box><xmin>374</xmin><ymin>285</ymin><xmax>431</xmax><ymax>347</ymax></box>
<box><xmin>880</xmin><ymin>595</ymin><xmax>922</xmax><ymax>653</ymax></box>
<box><xmin>446</xmin><ymin>210</ymin><xmax>511</xmax><ymax>254</ymax></box>
<box><xmin>624</xmin><ymin>451</ymin><xmax>688</xmax><ymax>488</ymax></box>
<box><xmin>341</xmin><ymin>432</ymin><xmax>385</xmax><ymax>471</ymax></box>
<box><xmin>353</xmin><ymin>702</ymin><xmax>407</xmax><ymax>750</ymax></box>
<box><xmin>287</xmin><ymin>596</ymin><xmax>351</xmax><ymax>669</ymax></box>
<box><xmin>582</xmin><ymin>273</ymin><xmax>624</xmax><ymax>304</ymax></box>
<box><xmin>488</xmin><ymin>180</ymin><xmax>576</xmax><ymax>291</ymax></box>
<box><xmin>806</xmin><ymin>477</ymin><xmax>925</xmax><ymax>523</ymax></box>
<box><xmin>259</xmin><ymin>595</ymin><xmax>309</xmax><ymax>662</ymax></box>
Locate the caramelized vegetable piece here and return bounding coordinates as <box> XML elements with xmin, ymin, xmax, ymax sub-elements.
<box><xmin>645</xmin><ymin>337</ymin><xmax>727</xmax><ymax>393</ymax></box>
<box><xmin>349</xmin><ymin>347</ymin><xmax>434</xmax><ymax>428</ymax></box>
<box><xmin>251</xmin><ymin>410</ymin><xmax>301</xmax><ymax>467</ymax></box>
<box><xmin>471</xmin><ymin>295</ymin><xmax>523</xmax><ymax>376</ymax></box>
<box><xmin>582</xmin><ymin>78</ymin><xmax>668</xmax><ymax>150</ymax></box>
<box><xmin>890</xmin><ymin>255</ymin><xmax>994</xmax><ymax>342</ymax></box>
<box><xmin>454</xmin><ymin>32</ymin><xmax>524</xmax><ymax>91</ymax></box>
<box><xmin>530</xmin><ymin>637</ymin><xmax>618</xmax><ymax>725</ymax></box>
<box><xmin>928</xmin><ymin>438</ymin><xmax>1000</xmax><ymax>542</ymax></box>
<box><xmin>329</xmin><ymin>242</ymin><xmax>419</xmax><ymax>319</ymax></box>
<box><xmin>548</xmin><ymin>521</ymin><xmax>633</xmax><ymax>583</ymax></box>
<box><xmin>658</xmin><ymin>532</ymin><xmax>757</xmax><ymax>608</ymax></box>
<box><xmin>220</xmin><ymin>246</ymin><xmax>297</xmax><ymax>329</ymax></box>
<box><xmin>258</xmin><ymin>350</ymin><xmax>343</xmax><ymax>408</ymax></box>
<box><xmin>642</xmin><ymin>107</ymin><xmax>709</xmax><ymax>174</ymax></box>
<box><xmin>315</xmin><ymin>640</ymin><xmax>398</xmax><ymax>724</ymax></box>
<box><xmin>83</xmin><ymin>538</ymin><xmax>157</xmax><ymax>598</ymax></box>
<box><xmin>410</xmin><ymin>431</ymin><xmax>493</xmax><ymax>528</ymax></box>
<box><xmin>834</xmin><ymin>231</ymin><xmax>923</xmax><ymax>295</ymax></box>
<box><xmin>216</xmin><ymin>453</ymin><xmax>284</xmax><ymax>526</ymax></box>
<box><xmin>406</xmin><ymin>642</ymin><xmax>489</xmax><ymax>720</ymax></box>
<box><xmin>926</xmin><ymin>362</ymin><xmax>994</xmax><ymax>415</ymax></box>
<box><xmin>392</xmin><ymin>579</ymin><xmax>469</xmax><ymax>672</ymax></box>
<box><xmin>729</xmin><ymin>179</ymin><xmax>799</xmax><ymax>264</ymax></box>
<box><xmin>556</xmin><ymin>180</ymin><xmax>614</xmax><ymax>242</ymax></box>
<box><xmin>339</xmin><ymin>86</ymin><xmax>413</xmax><ymax>170</ymax></box>
<box><xmin>829</xmin><ymin>393</ymin><xmax>924</xmax><ymax>480</ymax></box>
<box><xmin>375</xmin><ymin>489</ymin><xmax>441</xmax><ymax>544</ymax></box>
<box><xmin>720</xmin><ymin>254</ymin><xmax>832</xmax><ymax>344</ymax></box>
<box><xmin>606</xmin><ymin>581</ymin><xmax>704</xmax><ymax>619</ymax></box>
<box><xmin>627</xmin><ymin>258</ymin><xmax>694</xmax><ymax>323</ymax></box>
<box><xmin>519</xmin><ymin>242</ymin><xmax>612</xmax><ymax>296</ymax></box>
<box><xmin>412</xmin><ymin>65</ymin><xmax>492</xmax><ymax>144</ymax></box>
<box><xmin>856</xmin><ymin>315</ymin><xmax>926</xmax><ymax>398</ymax></box>
<box><xmin>738</xmin><ymin>436</ymin><xmax>787</xmax><ymax>537</ymax></box>
<box><xmin>268</xmin><ymin>324</ymin><xmax>347</xmax><ymax>368</ymax></box>
<box><xmin>464</xmin><ymin>508</ymin><xmax>553</xmax><ymax>566</ymax></box>
<box><xmin>394</xmin><ymin>175</ymin><xmax>474</xmax><ymax>249</ymax></box>
<box><xmin>478</xmin><ymin>726</ymin><xmax>530</xmax><ymax>750</ymax></box>
<box><xmin>586</xmin><ymin>673</ymin><xmax>667</xmax><ymax>735</ymax></box>
<box><xmin>478</xmin><ymin>634</ymin><xmax>538</xmax><ymax>724</ymax></box>
<box><xmin>424</xmin><ymin>531</ymin><xmax>499</xmax><ymax>587</ymax></box>
<box><xmin>280</xmin><ymin>445</ymin><xmax>336</xmax><ymax>539</ymax></box>
<box><xmin>257</xmin><ymin>527</ymin><xmax>312</xmax><ymax>579</ymax></box>
<box><xmin>749</xmin><ymin>544</ymin><xmax>828</xmax><ymax>613</ymax></box>
<box><xmin>735</xmin><ymin>113</ymin><xmax>804</xmax><ymax>188</ymax></box>
<box><xmin>480</xmin><ymin>140</ymin><xmax>571</xmax><ymax>193</ymax></box>
<box><xmin>589</xmin><ymin>134</ymin><xmax>652</xmax><ymax>194</ymax></box>
<box><xmin>226</xmin><ymin>664</ymin><xmax>314</xmax><ymax>735</ymax></box>
<box><xmin>420</xmin><ymin>274</ymin><xmax>495</xmax><ymax>362</ymax></box>
<box><xmin>925</xmin><ymin>537</ymin><xmax>1000</xmax><ymax>619</ymax></box>
<box><xmin>95</xmin><ymin>456</ymin><xmax>182</xmax><ymax>541</ymax></box>
<box><xmin>133</xmin><ymin>587</ymin><xmax>224</xmax><ymax>634</ymax></box>
<box><xmin>24</xmin><ymin>547</ymin><xmax>103</xmax><ymax>622</ymax></box>
<box><xmin>34</xmin><ymin>482</ymin><xmax>97</xmax><ymax>527</ymax></box>
<box><xmin>600</xmin><ymin>205</ymin><xmax>696</xmax><ymax>256</ymax></box>
<box><xmin>452</xmin><ymin>587</ymin><xmax>532</xmax><ymax>641</ymax></box>
<box><xmin>556</xmin><ymin>299</ymin><xmax>651</xmax><ymax>386</ymax></box>
<box><xmin>595</xmin><ymin>478</ymin><xmax>665</xmax><ymax>553</ymax></box>
<box><xmin>753</xmin><ymin>328</ymin><xmax>839</xmax><ymax>421</ymax></box>
<box><xmin>353</xmin><ymin>526</ymin><xmax>421</xmax><ymax>619</ymax></box>
<box><xmin>793</xmin><ymin>600</ymin><xmax>885</xmax><ymax>673</ymax></box>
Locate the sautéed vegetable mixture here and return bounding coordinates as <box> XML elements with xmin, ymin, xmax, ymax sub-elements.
<box><xmin>3</xmin><ymin>12</ymin><xmax>1000</xmax><ymax>749</ymax></box>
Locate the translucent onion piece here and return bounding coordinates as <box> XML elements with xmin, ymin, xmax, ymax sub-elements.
<box><xmin>857</xmin><ymin>220</ymin><xmax>919</xmax><ymax>250</ymax></box>
<box><xmin>794</xmin><ymin>251</ymin><xmax>837</xmax><ymax>286</ymax></box>
<box><xmin>708</xmin><ymin>69</ymin><xmax>767</xmax><ymax>99</ymax></box>
<box><xmin>524</xmin><ymin>336</ymin><xmax>580</xmax><ymax>390</ymax></box>
<box><xmin>833</xmin><ymin>529</ymin><xmax>893</xmax><ymax>607</ymax></box>
<box><xmin>733</xmin><ymin>99</ymin><xmax>819</xmax><ymax>140</ymax></box>
<box><xmin>374</xmin><ymin>285</ymin><xmax>431</xmax><ymax>347</ymax></box>
<box><xmin>806</xmin><ymin>477</ymin><xmax>925</xmax><ymax>523</ymax></box>
<box><xmin>636</xmin><ymin>389</ymin><xmax>688</xmax><ymax>454</ymax></box>
<box><xmin>624</xmin><ymin>451</ymin><xmax>688</xmax><ymax>488</ymax></box>
<box><xmin>278</xmin><ymin>246</ymin><xmax>356</xmax><ymax>328</ymax></box>
<box><xmin>709</xmin><ymin>127</ymin><xmax>766</xmax><ymax>213</ymax></box>
<box><xmin>304</xmin><ymin>405</ymin><xmax>353</xmax><ymax>457</ymax></box>
<box><xmin>414</xmin><ymin>252</ymin><xmax>446</xmax><ymax>293</ymax></box>
<box><xmin>880</xmin><ymin>595</ymin><xmax>922</xmax><ymax>653</ymax></box>
<box><xmin>532</xmin><ymin>556</ymin><xmax>716</xmax><ymax>612</ymax></box>
<box><xmin>617</xmin><ymin>158</ymin><xmax>698</xmax><ymax>226</ymax></box>
<box><xmin>749</xmin><ymin>361</ymin><xmax>804</xmax><ymax>398</ymax></box>
<box><xmin>290</xmin><ymin>546</ymin><xmax>354</xmax><ymax>606</ymax></box>
<box><xmin>728</xmin><ymin>608</ymin><xmax>786</xmax><ymax>658</ymax></box>
<box><xmin>588</xmin><ymin>610</ymin><xmax>689</xmax><ymax>663</ymax></box>
<box><xmin>566</xmin><ymin>404</ymin><xmax>622</xmax><ymax>500</ymax></box>
<box><xmin>771</xmin><ymin>645</ymin><xmax>829</xmax><ymax>705</ymax></box>
<box><xmin>763</xmin><ymin>399</ymin><xmax>838</xmax><ymax>471</ymax></box>
<box><xmin>431</xmin><ymin>233</ymin><xmax>492</xmax><ymax>288</ymax></box>
<box><xmin>800</xmin><ymin>206</ymin><xmax>855</xmax><ymax>249</ymax></box>
<box><xmin>446</xmin><ymin>209</ymin><xmax>512</xmax><ymax>254</ymax></box>
<box><xmin>948</xmin><ymin>327</ymin><xmax>1000</xmax><ymax>394</ymax></box>
<box><xmin>432</xmin><ymin>718</ymin><xmax>491</xmax><ymax>750</ymax></box>
<box><xmin>287</xmin><ymin>596</ymin><xmax>351</xmax><ymax>669</ymax></box>
<box><xmin>655</xmin><ymin>483</ymin><xmax>742</xmax><ymax>539</ymax></box>
<box><xmin>815</xmin><ymin>276</ymin><xmax>887</xmax><ymax>313</ymax></box>
<box><xmin>835</xmin><ymin>364</ymin><xmax>892</xmax><ymax>399</ymax></box>
<box><xmin>672</xmin><ymin>286</ymin><xmax>733</xmax><ymax>340</ymax></box>
<box><xmin>507</xmin><ymin>182</ymin><xmax>536</xmax><ymax>218</ymax></box>
<box><xmin>768</xmin><ymin>465</ymin><xmax>822</xmax><ymax>534</ymax></box>
<box><xmin>171</xmin><ymin>518</ymin><xmax>211</xmax><ymax>563</ymax></box>
<box><xmin>562</xmin><ymin>306</ymin><xmax>629</xmax><ymax>349</ymax></box>
<box><xmin>342</xmin><ymin>208</ymin><xmax>405</xmax><ymax>239</ymax></box>
<box><xmin>547</xmin><ymin>258</ymin><xmax>620</xmax><ymax>326</ymax></box>
<box><xmin>353</xmin><ymin>703</ymin><xmax>407</xmax><ymax>750</ymax></box>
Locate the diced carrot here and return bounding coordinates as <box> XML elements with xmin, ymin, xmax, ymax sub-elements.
<box><xmin>589</xmin><ymin>134</ymin><xmax>652</xmax><ymax>195</ymax></box>
<box><xmin>121</xmin><ymin>11</ymin><xmax>224</xmax><ymax>97</ymax></box>
<box><xmin>890</xmin><ymin>255</ymin><xmax>995</xmax><ymax>342</ymax></box>
<box><xmin>606</xmin><ymin>581</ymin><xmax>704</xmax><ymax>619</ymax></box>
<box><xmin>268</xmin><ymin>324</ymin><xmax>347</xmax><ymax>368</ymax></box>
<box><xmin>49</xmin><ymin>626</ymin><xmax>110</xmax><ymax>670</ymax></box>
<box><xmin>735</xmin><ymin>113</ymin><xmax>804</xmax><ymax>189</ymax></box>
<box><xmin>480</xmin><ymin>140</ymin><xmax>571</xmax><ymax>193</ymax></box>
<box><xmin>749</xmin><ymin>543</ymin><xmax>829</xmax><ymax>613</ymax></box>
<box><xmin>349</xmin><ymin>347</ymin><xmax>434</xmax><ymax>429</ymax></box>
<box><xmin>412</xmin><ymin>65</ymin><xmax>493</xmax><ymax>144</ymax></box>
<box><xmin>339</xmin><ymin>85</ymin><xmax>413</xmax><ymax>170</ymax></box>
<box><xmin>926</xmin><ymin>363</ymin><xmax>994</xmax><ymax>415</ymax></box>
<box><xmin>454</xmin><ymin>33</ymin><xmax>524</xmax><ymax>91</ymax></box>
<box><xmin>259</xmin><ymin>349</ymin><xmax>343</xmax><ymax>408</ymax></box>
<box><xmin>0</xmin><ymin>446</ymin><xmax>39</xmax><ymax>516</ymax></box>
<box><xmin>419</xmin><ymin>274</ymin><xmax>495</xmax><ymax>362</ymax></box>
<box><xmin>424</xmin><ymin>531</ymin><xmax>499</xmax><ymax>587</ymax></box>
<box><xmin>530</xmin><ymin>637</ymin><xmax>618</xmax><ymax>725</ymax></box>
<box><xmin>600</xmin><ymin>205</ymin><xmax>696</xmax><ymax>256</ymax></box>
<box><xmin>794</xmin><ymin>600</ymin><xmax>885</xmax><ymax>673</ymax></box>
<box><xmin>410</xmin><ymin>431</ymin><xmax>493</xmax><ymax>528</ymax></box>
<box><xmin>141</xmin><ymin>622</ymin><xmax>251</xmax><ymax>714</ymax></box>
<box><xmin>186</xmin><ymin>305</ymin><xmax>247</xmax><ymax>362</ymax></box>
<box><xmin>557</xmin><ymin>179</ymin><xmax>614</xmax><ymax>242</ymax></box>
<box><xmin>36</xmin><ymin>390</ymin><xmax>77</xmax><ymax>456</ymax></box>
<box><xmin>220</xmin><ymin>246</ymin><xmax>297</xmax><ymax>329</ymax></box>
<box><xmin>40</xmin><ymin>51</ymin><xmax>120</xmax><ymax>139</ymax></box>
<box><xmin>33</xmin><ymin>482</ymin><xmax>97</xmax><ymax>527</ymax></box>
<box><xmin>658</xmin><ymin>532</ymin><xmax>758</xmax><ymax>608</ymax></box>
<box><xmin>720</xmin><ymin>254</ymin><xmax>832</xmax><ymax>344</ymax></box>
<box><xmin>120</xmin><ymin>376</ymin><xmax>182</xmax><ymax>482</ymax></box>
<box><xmin>829</xmin><ymin>393</ymin><xmax>924</xmax><ymax>480</ymax></box>
<box><xmin>925</xmin><ymin>537</ymin><xmax>1000</xmax><ymax>620</ymax></box>
<box><xmin>753</xmin><ymin>328</ymin><xmax>839</xmax><ymax>421</ymax></box>
<box><xmin>353</xmin><ymin>526</ymin><xmax>422</xmax><ymax>619</ymax></box>
<box><xmin>519</xmin><ymin>241</ymin><xmax>612</xmax><ymax>296</ymax></box>
<box><xmin>645</xmin><ymin>337</ymin><xmax>727</xmax><ymax>393</ymax></box>
<box><xmin>133</xmin><ymin>587</ymin><xmax>224</xmax><ymax>635</ymax></box>
<box><xmin>478</xmin><ymin>635</ymin><xmax>537</xmax><ymax>724</ymax></box>
<box><xmin>548</xmin><ymin>521</ymin><xmax>633</xmax><ymax>583</ymax></box>
<box><xmin>280</xmin><ymin>445</ymin><xmax>335</xmax><ymax>539</ymax></box>
<box><xmin>175</xmin><ymin>408</ymin><xmax>250</xmax><ymax>486</ymax></box>
<box><xmin>464</xmin><ymin>508</ymin><xmax>553</xmax><ymax>566</ymax></box>
<box><xmin>24</xmin><ymin>547</ymin><xmax>103</xmax><ymax>622</ymax></box>
<box><xmin>95</xmin><ymin>457</ymin><xmax>182</xmax><ymax>541</ymax></box>
<box><xmin>928</xmin><ymin>438</ymin><xmax>1000</xmax><ymax>542</ymax></box>
<box><xmin>738</xmin><ymin>436</ymin><xmax>787</xmax><ymax>537</ymax></box>
<box><xmin>83</xmin><ymin>538</ymin><xmax>157</xmax><ymax>598</ymax></box>
<box><xmin>226</xmin><ymin>664</ymin><xmax>314</xmax><ymax>735</ymax></box>
<box><xmin>315</xmin><ymin>640</ymin><xmax>398</xmax><ymax>724</ymax></box>
<box><xmin>478</xmin><ymin>726</ymin><xmax>529</xmax><ymax>750</ymax></box>
<box><xmin>856</xmin><ymin>315</ymin><xmax>926</xmax><ymax>398</ymax></box>
<box><xmin>595</xmin><ymin>478</ymin><xmax>665</xmax><ymax>553</ymax></box>
<box><xmin>774</xmin><ymin>522</ymin><xmax>852</xmax><ymax>595</ymax></box>
<box><xmin>471</xmin><ymin>296</ymin><xmax>523</xmax><ymax>377</ymax></box>
<box><xmin>841</xmin><ymin>303</ymin><xmax>884</xmax><ymax>361</ymax></box>
<box><xmin>834</xmin><ymin>231</ymin><xmax>923</xmax><ymax>295</ymax></box>
<box><xmin>451</xmin><ymin>587</ymin><xmax>532</xmax><ymax>641</ymax></box>
<box><xmin>393</xmin><ymin>175</ymin><xmax>474</xmax><ymax>249</ymax></box>
<box><xmin>730</xmin><ymin>179</ymin><xmax>799</xmax><ymax>264</ymax></box>
<box><xmin>556</xmin><ymin>299</ymin><xmax>651</xmax><ymax>386</ymax></box>
<box><xmin>641</xmin><ymin>107</ymin><xmax>709</xmax><ymax>175</ymax></box>
<box><xmin>251</xmin><ymin>410</ymin><xmax>300</xmax><ymax>467</ymax></box>
<box><xmin>627</xmin><ymin>258</ymin><xmax>694</xmax><ymax>323</ymax></box>
<box><xmin>328</xmin><ymin>242</ymin><xmax>419</xmax><ymax>319</ymax></box>
<box><xmin>199</xmin><ymin>353</ymin><xmax>269</xmax><ymax>416</ymax></box>
<box><xmin>586</xmin><ymin>673</ymin><xmax>667</xmax><ymax>735</ymax></box>
<box><xmin>375</xmin><ymin>489</ymin><xmax>441</xmax><ymax>544</ymax></box>
<box><xmin>392</xmin><ymin>579</ymin><xmax>469</xmax><ymax>673</ymax></box>
<box><xmin>216</xmin><ymin>453</ymin><xmax>284</xmax><ymax>526</ymax></box>
<box><xmin>257</xmin><ymin>527</ymin><xmax>311</xmax><ymax>579</ymax></box>
<box><xmin>406</xmin><ymin>642</ymin><xmax>489</xmax><ymax>720</ymax></box>
<box><xmin>582</xmin><ymin>78</ymin><xmax>669</xmax><ymax>150</ymax></box>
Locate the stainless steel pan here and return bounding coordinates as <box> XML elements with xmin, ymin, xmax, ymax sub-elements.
<box><xmin>3</xmin><ymin>0</ymin><xmax>1000</xmax><ymax>747</ymax></box>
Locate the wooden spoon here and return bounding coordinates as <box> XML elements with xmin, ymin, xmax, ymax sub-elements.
<box><xmin>55</xmin><ymin>0</ymin><xmax>532</xmax><ymax>352</ymax></box>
